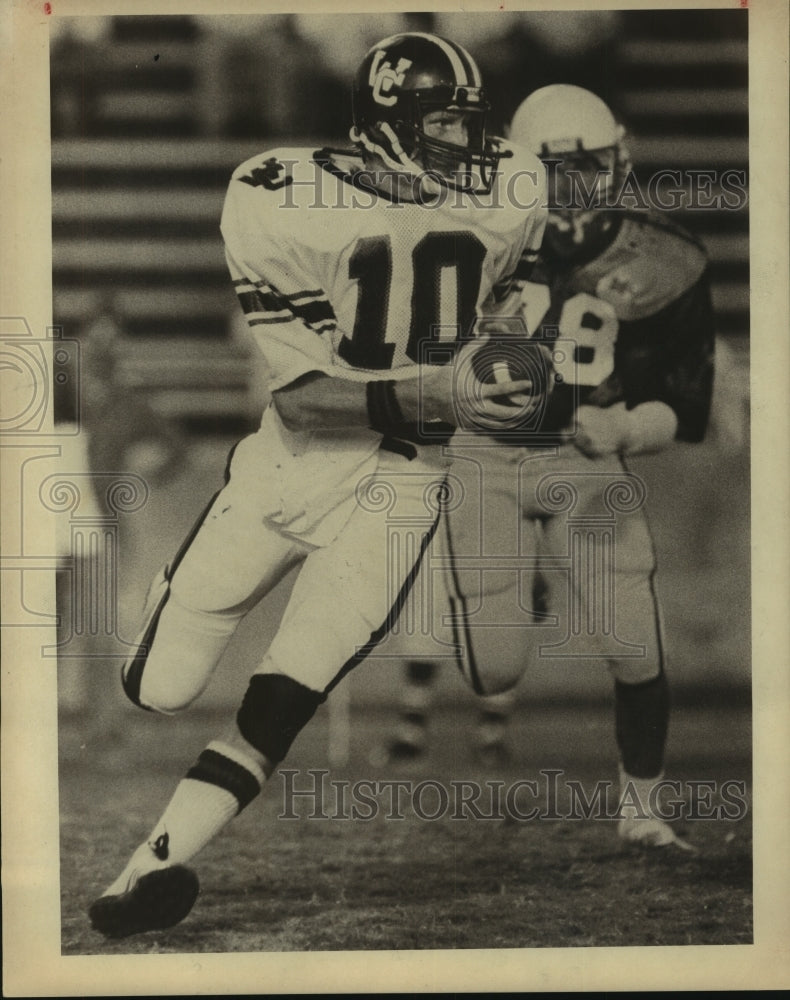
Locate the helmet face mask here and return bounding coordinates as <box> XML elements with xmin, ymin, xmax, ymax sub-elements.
<box><xmin>510</xmin><ymin>85</ymin><xmax>630</xmax><ymax>260</ymax></box>
<box><xmin>351</xmin><ymin>33</ymin><xmax>506</xmax><ymax>195</ymax></box>
<box><xmin>541</xmin><ymin>145</ymin><xmax>620</xmax><ymax>256</ymax></box>
<box><xmin>545</xmin><ymin>148</ymin><xmax>617</xmax><ymax>208</ymax></box>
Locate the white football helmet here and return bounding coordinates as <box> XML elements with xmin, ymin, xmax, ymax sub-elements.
<box><xmin>509</xmin><ymin>84</ymin><xmax>631</xmax><ymax>259</ymax></box>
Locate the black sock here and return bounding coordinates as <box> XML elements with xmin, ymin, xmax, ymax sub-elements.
<box><xmin>614</xmin><ymin>672</ymin><xmax>670</xmax><ymax>779</ymax></box>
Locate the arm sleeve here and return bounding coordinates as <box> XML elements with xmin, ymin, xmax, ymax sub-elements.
<box><xmin>617</xmin><ymin>271</ymin><xmax>716</xmax><ymax>443</ymax></box>
<box><xmin>220</xmin><ymin>173</ymin><xmax>338</xmax><ymax>392</ymax></box>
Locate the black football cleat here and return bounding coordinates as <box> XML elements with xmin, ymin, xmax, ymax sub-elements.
<box><xmin>89</xmin><ymin>865</ymin><xmax>200</xmax><ymax>938</ymax></box>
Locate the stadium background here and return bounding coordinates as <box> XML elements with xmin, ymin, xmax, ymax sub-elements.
<box><xmin>51</xmin><ymin>10</ymin><xmax>750</xmax><ymax>727</ymax></box>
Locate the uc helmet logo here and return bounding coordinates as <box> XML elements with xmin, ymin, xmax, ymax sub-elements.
<box><xmin>369</xmin><ymin>51</ymin><xmax>413</xmax><ymax>107</ymax></box>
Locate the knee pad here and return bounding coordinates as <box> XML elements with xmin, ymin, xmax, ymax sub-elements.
<box><xmin>236</xmin><ymin>673</ymin><xmax>326</xmax><ymax>765</ymax></box>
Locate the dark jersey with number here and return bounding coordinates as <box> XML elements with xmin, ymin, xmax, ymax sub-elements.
<box><xmin>512</xmin><ymin>211</ymin><xmax>715</xmax><ymax>443</ymax></box>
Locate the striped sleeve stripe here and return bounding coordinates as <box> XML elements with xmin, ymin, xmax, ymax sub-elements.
<box><xmin>242</xmin><ymin>274</ymin><xmax>327</xmax><ymax>294</ymax></box>
<box><xmin>237</xmin><ymin>282</ymin><xmax>332</xmax><ymax>309</ymax></box>
<box><xmin>247</xmin><ymin>316</ymin><xmax>337</xmax><ymax>332</ymax></box>
<box><xmin>246</xmin><ymin>280</ymin><xmax>327</xmax><ymax>303</ymax></box>
<box><xmin>243</xmin><ymin>300</ymin><xmax>335</xmax><ymax>327</ymax></box>
<box><xmin>292</xmin><ymin>298</ymin><xmax>336</xmax><ymax>327</ymax></box>
<box><xmin>283</xmin><ymin>289</ymin><xmax>325</xmax><ymax>302</ymax></box>
<box><xmin>233</xmin><ymin>278</ymin><xmax>336</xmax><ymax>331</ymax></box>
<box><xmin>247</xmin><ymin>315</ymin><xmax>299</xmax><ymax>326</ymax></box>
<box><xmin>237</xmin><ymin>288</ymin><xmax>291</xmax><ymax>316</ymax></box>
<box><xmin>238</xmin><ymin>292</ymin><xmax>336</xmax><ymax>332</ymax></box>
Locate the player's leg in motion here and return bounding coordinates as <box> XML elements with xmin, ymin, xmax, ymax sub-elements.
<box><xmin>608</xmin><ymin>551</ymin><xmax>691</xmax><ymax>850</ymax></box>
<box><xmin>120</xmin><ymin>504</ymin><xmax>300</xmax><ymax>715</ymax></box>
<box><xmin>89</xmin><ymin>473</ymin><xmax>306</xmax><ymax>937</ymax></box>
<box><xmin>468</xmin><ymin>555</ymin><xmax>547</xmax><ymax>765</ymax></box>
<box><xmin>475</xmin><ymin>560</ymin><xmax>548</xmax><ymax>766</ymax></box>
<box><xmin>541</xmin><ymin>463</ymin><xmax>694</xmax><ymax>850</ymax></box>
<box><xmin>382</xmin><ymin>450</ymin><xmax>532</xmax><ymax>765</ymax></box>
<box><xmin>89</xmin><ymin>457</ymin><xmax>442</xmax><ymax>937</ymax></box>
<box><xmin>438</xmin><ymin>443</ymin><xmax>537</xmax><ymax>761</ymax></box>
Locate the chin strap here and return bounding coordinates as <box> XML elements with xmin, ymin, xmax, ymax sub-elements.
<box><xmin>349</xmin><ymin>123</ymin><xmax>445</xmax><ymax>198</ymax></box>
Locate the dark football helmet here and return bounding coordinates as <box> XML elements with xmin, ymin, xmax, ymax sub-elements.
<box><xmin>351</xmin><ymin>32</ymin><xmax>507</xmax><ymax>194</ymax></box>
<box><xmin>509</xmin><ymin>84</ymin><xmax>632</xmax><ymax>260</ymax></box>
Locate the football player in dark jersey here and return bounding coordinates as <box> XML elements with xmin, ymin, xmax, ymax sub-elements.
<box><xmin>389</xmin><ymin>84</ymin><xmax>715</xmax><ymax>850</ymax></box>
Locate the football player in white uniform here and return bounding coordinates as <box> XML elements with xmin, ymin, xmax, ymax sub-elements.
<box><xmin>88</xmin><ymin>32</ymin><xmax>547</xmax><ymax>938</ymax></box>
<box><xmin>388</xmin><ymin>85</ymin><xmax>715</xmax><ymax>850</ymax></box>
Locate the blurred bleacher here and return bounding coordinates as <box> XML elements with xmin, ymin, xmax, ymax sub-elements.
<box><xmin>51</xmin><ymin>12</ymin><xmax>748</xmax><ymax>433</ymax></box>
<box><xmin>617</xmin><ymin>9</ymin><xmax>748</xmax><ymax>340</ymax></box>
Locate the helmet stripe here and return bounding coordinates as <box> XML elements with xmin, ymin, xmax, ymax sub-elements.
<box><xmin>408</xmin><ymin>31</ymin><xmax>475</xmax><ymax>86</ymax></box>
<box><xmin>450</xmin><ymin>38</ymin><xmax>482</xmax><ymax>88</ymax></box>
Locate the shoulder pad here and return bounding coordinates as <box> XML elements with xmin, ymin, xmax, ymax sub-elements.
<box><xmin>583</xmin><ymin>211</ymin><xmax>709</xmax><ymax>320</ymax></box>
<box><xmin>226</xmin><ymin>147</ymin><xmax>364</xmax><ymax>245</ymax></box>
<box><xmin>495</xmin><ymin>139</ymin><xmax>546</xmax><ymax>185</ymax></box>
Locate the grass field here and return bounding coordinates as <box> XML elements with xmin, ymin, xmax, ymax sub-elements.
<box><xmin>52</xmin><ymin>429</ymin><xmax>753</xmax><ymax>957</ymax></box>
<box><xmin>59</xmin><ymin>697</ymin><xmax>752</xmax><ymax>954</ymax></box>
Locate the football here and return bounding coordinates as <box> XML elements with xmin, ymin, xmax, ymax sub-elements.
<box><xmin>470</xmin><ymin>336</ymin><xmax>554</xmax><ymax>408</ymax></box>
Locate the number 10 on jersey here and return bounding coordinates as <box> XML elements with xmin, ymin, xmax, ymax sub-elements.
<box><xmin>338</xmin><ymin>231</ymin><xmax>487</xmax><ymax>369</ymax></box>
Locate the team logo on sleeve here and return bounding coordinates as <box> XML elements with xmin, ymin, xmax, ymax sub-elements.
<box><xmin>596</xmin><ymin>267</ymin><xmax>640</xmax><ymax>312</ymax></box>
<box><xmin>369</xmin><ymin>51</ymin><xmax>413</xmax><ymax>106</ymax></box>
<box><xmin>239</xmin><ymin>157</ymin><xmax>293</xmax><ymax>191</ymax></box>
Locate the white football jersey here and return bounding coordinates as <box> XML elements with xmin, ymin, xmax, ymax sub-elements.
<box><xmin>221</xmin><ymin>142</ymin><xmax>546</xmax><ymax>387</ymax></box>
<box><xmin>219</xmin><ymin>143</ymin><xmax>547</xmax><ymax>544</ymax></box>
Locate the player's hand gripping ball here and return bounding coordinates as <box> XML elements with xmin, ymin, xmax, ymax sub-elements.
<box><xmin>464</xmin><ymin>335</ymin><xmax>554</xmax><ymax>432</ymax></box>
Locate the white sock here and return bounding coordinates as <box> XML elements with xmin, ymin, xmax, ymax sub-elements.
<box><xmin>618</xmin><ymin>763</ymin><xmax>664</xmax><ymax>821</ymax></box>
<box><xmin>103</xmin><ymin>740</ymin><xmax>265</xmax><ymax>896</ymax></box>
